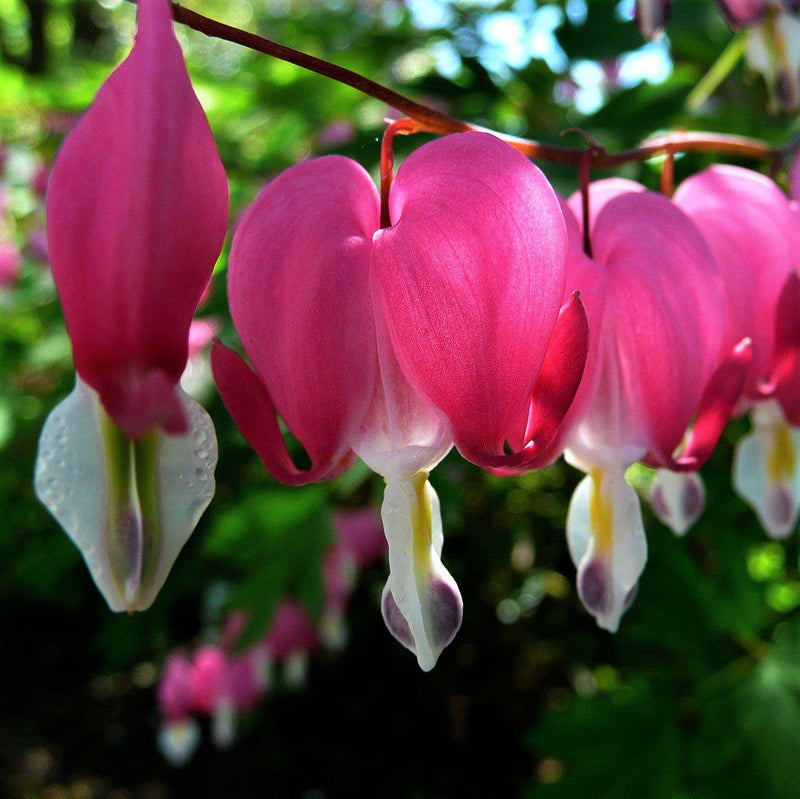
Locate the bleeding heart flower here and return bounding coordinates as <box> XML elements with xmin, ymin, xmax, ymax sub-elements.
<box><xmin>740</xmin><ymin>3</ymin><xmax>800</xmax><ymax>112</ymax></box>
<box><xmin>212</xmin><ymin>131</ymin><xmax>587</xmax><ymax>669</ymax></box>
<box><xmin>635</xmin><ymin>0</ymin><xmax>672</xmax><ymax>39</ymax></box>
<box><xmin>554</xmin><ymin>180</ymin><xmax>750</xmax><ymax>631</ymax></box>
<box><xmin>674</xmin><ymin>165</ymin><xmax>800</xmax><ymax>538</ymax></box>
<box><xmin>156</xmin><ymin>651</ymin><xmax>201</xmax><ymax>767</ymax></box>
<box><xmin>35</xmin><ymin>0</ymin><xmax>228</xmax><ymax>612</ymax></box>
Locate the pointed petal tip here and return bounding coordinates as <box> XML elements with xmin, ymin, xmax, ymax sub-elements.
<box><xmin>650</xmin><ymin>469</ymin><xmax>706</xmax><ymax>536</ymax></box>
<box><xmin>381</xmin><ymin>578</ymin><xmax>463</xmax><ymax>672</ymax></box>
<box><xmin>211</xmin><ymin>340</ymin><xmax>356</xmax><ymax>485</ymax></box>
<box><xmin>36</xmin><ymin>378</ymin><xmax>217</xmax><ymax>614</ymax></box>
<box><xmin>664</xmin><ymin>336</ymin><xmax>752</xmax><ymax>471</ymax></box>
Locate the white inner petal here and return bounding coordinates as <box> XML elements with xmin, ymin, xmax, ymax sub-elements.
<box><xmin>733</xmin><ymin>402</ymin><xmax>800</xmax><ymax>539</ymax></box>
<box><xmin>380</xmin><ymin>473</ymin><xmax>462</xmax><ymax>671</ymax></box>
<box><xmin>35</xmin><ymin>376</ymin><xmax>218</xmax><ymax>612</ymax></box>
<box><xmin>566</xmin><ymin>466</ymin><xmax>647</xmax><ymax>632</ymax></box>
<box><xmin>649</xmin><ymin>469</ymin><xmax>706</xmax><ymax>537</ymax></box>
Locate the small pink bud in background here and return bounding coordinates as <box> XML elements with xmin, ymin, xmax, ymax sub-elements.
<box><xmin>0</xmin><ymin>241</ymin><xmax>22</xmax><ymax>288</ymax></box>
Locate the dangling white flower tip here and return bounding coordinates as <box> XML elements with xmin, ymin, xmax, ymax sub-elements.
<box><xmin>35</xmin><ymin>376</ymin><xmax>218</xmax><ymax>612</ymax></box>
<box><xmin>379</xmin><ymin>471</ymin><xmax>463</xmax><ymax>671</ymax></box>
<box><xmin>381</xmin><ymin>573</ymin><xmax>463</xmax><ymax>672</ymax></box>
<box><xmin>733</xmin><ymin>403</ymin><xmax>800</xmax><ymax>539</ymax></box>
<box><xmin>157</xmin><ymin>719</ymin><xmax>201</xmax><ymax>768</ymax></box>
<box><xmin>649</xmin><ymin>469</ymin><xmax>706</xmax><ymax>537</ymax></box>
<box><xmin>567</xmin><ymin>467</ymin><xmax>647</xmax><ymax>633</ymax></box>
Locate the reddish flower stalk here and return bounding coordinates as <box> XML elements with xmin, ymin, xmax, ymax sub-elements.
<box><xmin>380</xmin><ymin>118</ymin><xmax>421</xmax><ymax>229</ymax></box>
<box><xmin>127</xmin><ymin>0</ymin><xmax>779</xmax><ymax>168</ymax></box>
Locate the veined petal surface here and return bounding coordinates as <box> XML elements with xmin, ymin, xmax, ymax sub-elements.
<box><xmin>46</xmin><ymin>0</ymin><xmax>228</xmax><ymax>438</ymax></box>
<box><xmin>372</xmin><ymin>132</ymin><xmax>568</xmax><ymax>461</ymax></box>
<box><xmin>675</xmin><ymin>165</ymin><xmax>800</xmax><ymax>397</ymax></box>
<box><xmin>588</xmin><ymin>191</ymin><xmax>724</xmax><ymax>465</ymax></box>
<box><xmin>224</xmin><ymin>156</ymin><xmax>380</xmax><ymax>482</ymax></box>
<box><xmin>35</xmin><ymin>376</ymin><xmax>217</xmax><ymax>612</ymax></box>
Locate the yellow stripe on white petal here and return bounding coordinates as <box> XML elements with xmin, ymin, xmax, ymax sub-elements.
<box><xmin>380</xmin><ymin>472</ymin><xmax>462</xmax><ymax>671</ymax></box>
<box><xmin>649</xmin><ymin>469</ymin><xmax>706</xmax><ymax>537</ymax></box>
<box><xmin>566</xmin><ymin>467</ymin><xmax>646</xmax><ymax>632</ymax></box>
<box><xmin>35</xmin><ymin>376</ymin><xmax>217</xmax><ymax>612</ymax></box>
<box><xmin>733</xmin><ymin>402</ymin><xmax>800</xmax><ymax>539</ymax></box>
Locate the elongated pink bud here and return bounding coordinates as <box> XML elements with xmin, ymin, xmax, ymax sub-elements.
<box><xmin>46</xmin><ymin>0</ymin><xmax>228</xmax><ymax>439</ymax></box>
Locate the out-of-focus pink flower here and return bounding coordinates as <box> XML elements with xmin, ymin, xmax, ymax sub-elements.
<box><xmin>263</xmin><ymin>600</ymin><xmax>320</xmax><ymax>688</ymax></box>
<box><xmin>264</xmin><ymin>600</ymin><xmax>320</xmax><ymax>662</ymax></box>
<box><xmin>182</xmin><ymin>317</ymin><xmax>219</xmax><ymax>400</ymax></box>
<box><xmin>212</xmin><ymin>131</ymin><xmax>587</xmax><ymax>670</ymax></box>
<box><xmin>316</xmin><ymin>120</ymin><xmax>356</xmax><ymax>149</ymax></box>
<box><xmin>158</xmin><ymin>651</ymin><xmax>194</xmax><ymax>722</ymax></box>
<box><xmin>156</xmin><ymin>652</ymin><xmax>201</xmax><ymax>767</ymax></box>
<box><xmin>35</xmin><ymin>0</ymin><xmax>227</xmax><ymax>613</ymax></box>
<box><xmin>25</xmin><ymin>228</ymin><xmax>48</xmax><ymax>265</ymax></box>
<box><xmin>0</xmin><ymin>241</ymin><xmax>21</xmax><ymax>288</ymax></box>
<box><xmin>30</xmin><ymin>163</ymin><xmax>49</xmax><ymax>198</ymax></box>
<box><xmin>549</xmin><ymin>181</ymin><xmax>750</xmax><ymax>631</ymax></box>
<box><xmin>332</xmin><ymin>508</ymin><xmax>386</xmax><ymax>570</ymax></box>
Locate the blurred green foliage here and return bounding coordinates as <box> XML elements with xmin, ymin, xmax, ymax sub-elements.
<box><xmin>2</xmin><ymin>1</ymin><xmax>800</xmax><ymax>797</ymax></box>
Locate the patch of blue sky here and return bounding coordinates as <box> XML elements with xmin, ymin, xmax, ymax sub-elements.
<box><xmin>618</xmin><ymin>40</ymin><xmax>672</xmax><ymax>86</ymax></box>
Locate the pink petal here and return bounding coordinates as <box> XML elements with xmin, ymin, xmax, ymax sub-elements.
<box><xmin>674</xmin><ymin>165</ymin><xmax>799</xmax><ymax>397</ymax></box>
<box><xmin>504</xmin><ymin>199</ymin><xmax>608</xmax><ymax>465</ymax></box>
<box><xmin>211</xmin><ymin>341</ymin><xmax>357</xmax><ymax>484</ymax></box>
<box><xmin>757</xmin><ymin>272</ymin><xmax>800</xmax><ymax>397</ymax></box>
<box><xmin>46</xmin><ymin>0</ymin><xmax>228</xmax><ymax>439</ymax></box>
<box><xmin>590</xmin><ymin>191</ymin><xmax>725</xmax><ymax>463</ymax></box>
<box><xmin>372</xmin><ymin>132</ymin><xmax>567</xmax><ymax>461</ymax></box>
<box><xmin>487</xmin><ymin>292</ymin><xmax>589</xmax><ymax>474</ymax></box>
<box><xmin>792</xmin><ymin>150</ymin><xmax>800</xmax><ymax>201</ymax></box>
<box><xmin>223</xmin><ymin>156</ymin><xmax>379</xmax><ymax>484</ymax></box>
<box><xmin>567</xmin><ymin>178</ymin><xmax>646</xmax><ymax>239</ymax></box>
<box><xmin>648</xmin><ymin>337</ymin><xmax>752</xmax><ymax>469</ymax></box>
<box><xmin>264</xmin><ymin>600</ymin><xmax>320</xmax><ymax>661</ymax></box>
<box><xmin>717</xmin><ymin>0</ymin><xmax>768</xmax><ymax>26</ymax></box>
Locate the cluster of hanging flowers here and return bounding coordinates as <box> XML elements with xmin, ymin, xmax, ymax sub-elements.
<box><xmin>34</xmin><ymin>0</ymin><xmax>800</xmax><ymax>673</ymax></box>
<box><xmin>156</xmin><ymin>509</ymin><xmax>386</xmax><ymax>766</ymax></box>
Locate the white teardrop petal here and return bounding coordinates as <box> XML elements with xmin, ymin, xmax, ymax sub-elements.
<box><xmin>35</xmin><ymin>377</ymin><xmax>217</xmax><ymax>612</ymax></box>
<box><xmin>733</xmin><ymin>414</ymin><xmax>800</xmax><ymax>539</ymax></box>
<box><xmin>142</xmin><ymin>386</ymin><xmax>218</xmax><ymax>609</ymax></box>
<box><xmin>566</xmin><ymin>468</ymin><xmax>647</xmax><ymax>632</ymax></box>
<box><xmin>649</xmin><ymin>469</ymin><xmax>706</xmax><ymax>536</ymax></box>
<box><xmin>380</xmin><ymin>474</ymin><xmax>462</xmax><ymax>671</ymax></box>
